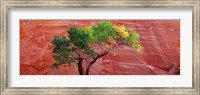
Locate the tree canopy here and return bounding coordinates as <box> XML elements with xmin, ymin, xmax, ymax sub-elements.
<box><xmin>51</xmin><ymin>21</ymin><xmax>142</xmax><ymax>75</ymax></box>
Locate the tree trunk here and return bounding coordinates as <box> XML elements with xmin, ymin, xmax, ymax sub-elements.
<box><xmin>86</xmin><ymin>52</ymin><xmax>108</xmax><ymax>75</ymax></box>
<box><xmin>77</xmin><ymin>58</ymin><xmax>84</xmax><ymax>75</ymax></box>
<box><xmin>85</xmin><ymin>60</ymin><xmax>95</xmax><ymax>75</ymax></box>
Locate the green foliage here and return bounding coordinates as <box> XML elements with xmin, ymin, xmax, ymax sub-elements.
<box><xmin>51</xmin><ymin>36</ymin><xmax>75</xmax><ymax>69</ymax></box>
<box><xmin>89</xmin><ymin>21</ymin><xmax>117</xmax><ymax>43</ymax></box>
<box><xmin>67</xmin><ymin>27</ymin><xmax>95</xmax><ymax>57</ymax></box>
<box><xmin>51</xmin><ymin>21</ymin><xmax>142</xmax><ymax>69</ymax></box>
<box><xmin>68</xmin><ymin>27</ymin><xmax>90</xmax><ymax>49</ymax></box>
<box><xmin>126</xmin><ymin>32</ymin><xmax>139</xmax><ymax>43</ymax></box>
<box><xmin>52</xmin><ymin>36</ymin><xmax>70</xmax><ymax>53</ymax></box>
<box><xmin>126</xmin><ymin>32</ymin><xmax>141</xmax><ymax>50</ymax></box>
<box><xmin>133</xmin><ymin>42</ymin><xmax>141</xmax><ymax>50</ymax></box>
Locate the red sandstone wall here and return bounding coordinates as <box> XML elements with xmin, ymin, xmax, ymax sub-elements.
<box><xmin>20</xmin><ymin>20</ymin><xmax>180</xmax><ymax>75</ymax></box>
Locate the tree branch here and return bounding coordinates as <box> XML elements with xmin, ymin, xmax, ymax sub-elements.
<box><xmin>74</xmin><ymin>50</ymin><xmax>81</xmax><ymax>57</ymax></box>
<box><xmin>86</xmin><ymin>51</ymin><xmax>109</xmax><ymax>75</ymax></box>
<box><xmin>97</xmin><ymin>43</ymin><xmax>104</xmax><ymax>50</ymax></box>
<box><xmin>105</xmin><ymin>41</ymin><xmax>111</xmax><ymax>46</ymax></box>
<box><xmin>77</xmin><ymin>58</ymin><xmax>84</xmax><ymax>75</ymax></box>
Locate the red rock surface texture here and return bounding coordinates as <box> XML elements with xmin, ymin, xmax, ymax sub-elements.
<box><xmin>20</xmin><ymin>20</ymin><xmax>180</xmax><ymax>75</ymax></box>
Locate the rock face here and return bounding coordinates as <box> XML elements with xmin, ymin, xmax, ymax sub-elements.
<box><xmin>20</xmin><ymin>20</ymin><xmax>180</xmax><ymax>75</ymax></box>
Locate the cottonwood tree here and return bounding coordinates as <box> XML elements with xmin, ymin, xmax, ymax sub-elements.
<box><xmin>51</xmin><ymin>21</ymin><xmax>141</xmax><ymax>75</ymax></box>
